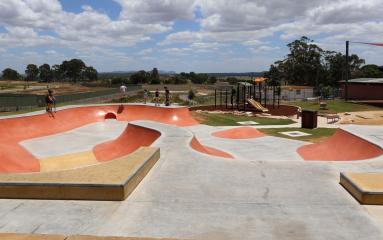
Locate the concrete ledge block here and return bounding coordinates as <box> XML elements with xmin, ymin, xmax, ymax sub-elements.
<box><xmin>0</xmin><ymin>233</ymin><xmax>65</xmax><ymax>240</ymax></box>
<box><xmin>340</xmin><ymin>172</ymin><xmax>383</xmax><ymax>205</ymax></box>
<box><xmin>0</xmin><ymin>147</ymin><xmax>160</xmax><ymax>201</ymax></box>
<box><xmin>68</xmin><ymin>235</ymin><xmax>181</xmax><ymax>239</ymax></box>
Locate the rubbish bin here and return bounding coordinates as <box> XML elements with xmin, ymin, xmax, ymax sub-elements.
<box><xmin>301</xmin><ymin>109</ymin><xmax>318</xmax><ymax>129</ymax></box>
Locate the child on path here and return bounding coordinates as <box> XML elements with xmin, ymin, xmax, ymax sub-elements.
<box><xmin>164</xmin><ymin>86</ymin><xmax>170</xmax><ymax>106</ymax></box>
<box><xmin>154</xmin><ymin>89</ymin><xmax>160</xmax><ymax>106</ymax></box>
<box><xmin>143</xmin><ymin>89</ymin><xmax>149</xmax><ymax>104</ymax></box>
<box><xmin>120</xmin><ymin>84</ymin><xmax>127</xmax><ymax>99</ymax></box>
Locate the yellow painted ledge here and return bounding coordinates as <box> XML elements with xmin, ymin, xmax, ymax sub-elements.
<box><xmin>0</xmin><ymin>233</ymin><xmax>184</xmax><ymax>240</ymax></box>
<box><xmin>39</xmin><ymin>151</ymin><xmax>98</xmax><ymax>172</ymax></box>
<box><xmin>0</xmin><ymin>147</ymin><xmax>160</xmax><ymax>201</ymax></box>
<box><xmin>0</xmin><ymin>233</ymin><xmax>65</xmax><ymax>240</ymax></box>
<box><xmin>340</xmin><ymin>172</ymin><xmax>383</xmax><ymax>205</ymax></box>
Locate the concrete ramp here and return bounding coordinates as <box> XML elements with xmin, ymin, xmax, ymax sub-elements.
<box><xmin>298</xmin><ymin>129</ymin><xmax>383</xmax><ymax>161</ymax></box>
<box><xmin>190</xmin><ymin>137</ymin><xmax>234</xmax><ymax>159</ymax></box>
<box><xmin>93</xmin><ymin>124</ymin><xmax>161</xmax><ymax>162</ymax></box>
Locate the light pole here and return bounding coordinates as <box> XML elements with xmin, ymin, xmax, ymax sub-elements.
<box><xmin>345</xmin><ymin>40</ymin><xmax>349</xmax><ymax>101</ymax></box>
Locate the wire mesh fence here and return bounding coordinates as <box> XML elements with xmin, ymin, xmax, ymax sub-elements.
<box><xmin>0</xmin><ymin>85</ymin><xmax>142</xmax><ymax>112</ymax></box>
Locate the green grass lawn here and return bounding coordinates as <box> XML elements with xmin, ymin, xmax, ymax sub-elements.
<box><xmin>259</xmin><ymin>127</ymin><xmax>337</xmax><ymax>142</ymax></box>
<box><xmin>193</xmin><ymin>112</ymin><xmax>295</xmax><ymax>126</ymax></box>
<box><xmin>289</xmin><ymin>100</ymin><xmax>381</xmax><ymax>114</ymax></box>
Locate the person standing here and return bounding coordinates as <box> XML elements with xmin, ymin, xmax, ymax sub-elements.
<box><xmin>45</xmin><ymin>89</ymin><xmax>56</xmax><ymax>117</ymax></box>
<box><xmin>143</xmin><ymin>89</ymin><xmax>149</xmax><ymax>104</ymax></box>
<box><xmin>120</xmin><ymin>84</ymin><xmax>127</xmax><ymax>99</ymax></box>
<box><xmin>154</xmin><ymin>89</ymin><xmax>160</xmax><ymax>106</ymax></box>
<box><xmin>164</xmin><ymin>86</ymin><xmax>170</xmax><ymax>106</ymax></box>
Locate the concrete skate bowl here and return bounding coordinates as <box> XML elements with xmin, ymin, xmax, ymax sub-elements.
<box><xmin>0</xmin><ymin>104</ymin><xmax>198</xmax><ymax>173</ymax></box>
<box><xmin>212</xmin><ymin>127</ymin><xmax>265</xmax><ymax>139</ymax></box>
<box><xmin>190</xmin><ymin>137</ymin><xmax>234</xmax><ymax>159</ymax></box>
<box><xmin>297</xmin><ymin>129</ymin><xmax>383</xmax><ymax>161</ymax></box>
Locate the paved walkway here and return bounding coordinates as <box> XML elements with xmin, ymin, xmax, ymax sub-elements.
<box><xmin>0</xmin><ymin>121</ymin><xmax>382</xmax><ymax>239</ymax></box>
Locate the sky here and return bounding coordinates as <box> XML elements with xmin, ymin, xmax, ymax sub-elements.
<box><xmin>0</xmin><ymin>0</ymin><xmax>382</xmax><ymax>73</ymax></box>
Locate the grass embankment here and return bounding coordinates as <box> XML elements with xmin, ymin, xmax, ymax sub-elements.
<box><xmin>192</xmin><ymin>112</ymin><xmax>295</xmax><ymax>126</ymax></box>
<box><xmin>259</xmin><ymin>127</ymin><xmax>337</xmax><ymax>143</ymax></box>
<box><xmin>289</xmin><ymin>100</ymin><xmax>381</xmax><ymax>114</ymax></box>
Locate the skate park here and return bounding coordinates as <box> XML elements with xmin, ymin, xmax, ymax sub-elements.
<box><xmin>0</xmin><ymin>101</ymin><xmax>382</xmax><ymax>240</ymax></box>
<box><xmin>0</xmin><ymin>1</ymin><xmax>383</xmax><ymax>236</ymax></box>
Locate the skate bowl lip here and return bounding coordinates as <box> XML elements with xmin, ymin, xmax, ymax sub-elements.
<box><xmin>0</xmin><ymin>103</ymin><xmax>192</xmax><ymax>120</ymax></box>
<box><xmin>297</xmin><ymin>128</ymin><xmax>383</xmax><ymax>161</ymax></box>
<box><xmin>212</xmin><ymin>126</ymin><xmax>266</xmax><ymax>139</ymax></box>
<box><xmin>0</xmin><ymin>104</ymin><xmax>198</xmax><ymax>173</ymax></box>
<box><xmin>93</xmin><ymin>123</ymin><xmax>162</xmax><ymax>162</ymax></box>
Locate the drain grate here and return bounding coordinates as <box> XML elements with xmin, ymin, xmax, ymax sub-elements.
<box><xmin>279</xmin><ymin>131</ymin><xmax>312</xmax><ymax>137</ymax></box>
<box><xmin>237</xmin><ymin>121</ymin><xmax>259</xmax><ymax>125</ymax></box>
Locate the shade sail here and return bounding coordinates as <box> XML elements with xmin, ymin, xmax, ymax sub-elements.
<box><xmin>353</xmin><ymin>42</ymin><xmax>383</xmax><ymax>47</ymax></box>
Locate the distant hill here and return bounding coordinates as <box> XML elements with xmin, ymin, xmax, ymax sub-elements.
<box><xmin>206</xmin><ymin>72</ymin><xmax>265</xmax><ymax>77</ymax></box>
<box><xmin>99</xmin><ymin>70</ymin><xmax>176</xmax><ymax>77</ymax></box>
<box><xmin>99</xmin><ymin>71</ymin><xmax>265</xmax><ymax>78</ymax></box>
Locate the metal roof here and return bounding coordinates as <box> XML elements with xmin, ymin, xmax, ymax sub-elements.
<box><xmin>340</xmin><ymin>78</ymin><xmax>383</xmax><ymax>84</ymax></box>
<box><xmin>238</xmin><ymin>82</ymin><xmax>253</xmax><ymax>86</ymax></box>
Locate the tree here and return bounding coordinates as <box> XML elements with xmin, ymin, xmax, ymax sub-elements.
<box><xmin>150</xmin><ymin>68</ymin><xmax>160</xmax><ymax>84</ymax></box>
<box><xmin>83</xmin><ymin>66</ymin><xmax>98</xmax><ymax>81</ymax></box>
<box><xmin>168</xmin><ymin>75</ymin><xmax>187</xmax><ymax>84</ymax></box>
<box><xmin>283</xmin><ymin>36</ymin><xmax>324</xmax><ymax>86</ymax></box>
<box><xmin>190</xmin><ymin>73</ymin><xmax>208</xmax><ymax>84</ymax></box>
<box><xmin>2</xmin><ymin>68</ymin><xmax>19</xmax><ymax>80</ymax></box>
<box><xmin>272</xmin><ymin>36</ymin><xmax>366</xmax><ymax>88</ymax></box>
<box><xmin>25</xmin><ymin>64</ymin><xmax>39</xmax><ymax>82</ymax></box>
<box><xmin>130</xmin><ymin>70</ymin><xmax>149</xmax><ymax>84</ymax></box>
<box><xmin>324</xmin><ymin>52</ymin><xmax>365</xmax><ymax>85</ymax></box>
<box><xmin>52</xmin><ymin>64</ymin><xmax>63</xmax><ymax>81</ymax></box>
<box><xmin>266</xmin><ymin>64</ymin><xmax>282</xmax><ymax>108</ymax></box>
<box><xmin>360</xmin><ymin>64</ymin><xmax>383</xmax><ymax>78</ymax></box>
<box><xmin>60</xmin><ymin>59</ymin><xmax>86</xmax><ymax>83</ymax></box>
<box><xmin>39</xmin><ymin>64</ymin><xmax>53</xmax><ymax>82</ymax></box>
<box><xmin>208</xmin><ymin>76</ymin><xmax>217</xmax><ymax>84</ymax></box>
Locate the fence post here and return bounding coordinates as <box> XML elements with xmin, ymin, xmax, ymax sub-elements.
<box><xmin>214</xmin><ymin>89</ymin><xmax>217</xmax><ymax>109</ymax></box>
<box><xmin>225</xmin><ymin>88</ymin><xmax>228</xmax><ymax>109</ymax></box>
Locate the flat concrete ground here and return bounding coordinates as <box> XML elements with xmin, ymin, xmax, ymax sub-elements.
<box><xmin>0</xmin><ymin>122</ymin><xmax>383</xmax><ymax>239</ymax></box>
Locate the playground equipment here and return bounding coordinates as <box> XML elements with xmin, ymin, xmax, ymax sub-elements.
<box><xmin>214</xmin><ymin>77</ymin><xmax>279</xmax><ymax>112</ymax></box>
<box><xmin>247</xmin><ymin>99</ymin><xmax>268</xmax><ymax>112</ymax></box>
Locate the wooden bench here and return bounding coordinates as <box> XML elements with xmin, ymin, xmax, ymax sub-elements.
<box><xmin>325</xmin><ymin>114</ymin><xmax>340</xmax><ymax>124</ymax></box>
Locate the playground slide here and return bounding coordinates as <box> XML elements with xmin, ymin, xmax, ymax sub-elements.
<box><xmin>247</xmin><ymin>99</ymin><xmax>268</xmax><ymax>112</ymax></box>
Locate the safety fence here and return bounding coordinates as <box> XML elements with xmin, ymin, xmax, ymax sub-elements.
<box><xmin>0</xmin><ymin>85</ymin><xmax>142</xmax><ymax>112</ymax></box>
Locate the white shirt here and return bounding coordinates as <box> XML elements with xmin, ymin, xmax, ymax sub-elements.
<box><xmin>120</xmin><ymin>85</ymin><xmax>127</xmax><ymax>93</ymax></box>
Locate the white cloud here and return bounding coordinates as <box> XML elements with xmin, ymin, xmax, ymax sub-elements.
<box><xmin>136</xmin><ymin>48</ymin><xmax>153</xmax><ymax>56</ymax></box>
<box><xmin>250</xmin><ymin>45</ymin><xmax>280</xmax><ymax>53</ymax></box>
<box><xmin>162</xmin><ymin>47</ymin><xmax>192</xmax><ymax>55</ymax></box>
<box><xmin>0</xmin><ymin>0</ymin><xmax>382</xmax><ymax>72</ymax></box>
<box><xmin>115</xmin><ymin>0</ymin><xmax>197</xmax><ymax>23</ymax></box>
